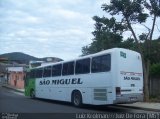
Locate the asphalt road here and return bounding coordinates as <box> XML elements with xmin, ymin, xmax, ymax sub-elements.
<box><xmin>0</xmin><ymin>84</ymin><xmax>158</xmax><ymax>119</ymax></box>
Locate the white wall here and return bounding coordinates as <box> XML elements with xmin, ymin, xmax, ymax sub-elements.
<box><xmin>7</xmin><ymin>67</ymin><xmax>23</xmax><ymax>72</ymax></box>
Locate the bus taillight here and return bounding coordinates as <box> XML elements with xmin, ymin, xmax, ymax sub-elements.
<box><xmin>116</xmin><ymin>87</ymin><xmax>121</xmax><ymax>95</ymax></box>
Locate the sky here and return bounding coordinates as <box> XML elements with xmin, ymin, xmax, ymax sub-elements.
<box><xmin>0</xmin><ymin>0</ymin><xmax>160</xmax><ymax>61</ymax></box>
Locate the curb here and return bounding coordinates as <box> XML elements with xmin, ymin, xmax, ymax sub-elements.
<box><xmin>2</xmin><ymin>85</ymin><xmax>24</xmax><ymax>93</ymax></box>
<box><xmin>115</xmin><ymin>104</ymin><xmax>160</xmax><ymax>112</ymax></box>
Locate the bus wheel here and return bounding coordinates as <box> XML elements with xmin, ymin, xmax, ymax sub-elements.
<box><xmin>72</xmin><ymin>91</ymin><xmax>82</xmax><ymax>107</ymax></box>
<box><xmin>30</xmin><ymin>89</ymin><xmax>35</xmax><ymax>98</ymax></box>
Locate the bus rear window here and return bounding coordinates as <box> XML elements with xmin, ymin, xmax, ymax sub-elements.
<box><xmin>91</xmin><ymin>54</ymin><xmax>111</xmax><ymax>73</ymax></box>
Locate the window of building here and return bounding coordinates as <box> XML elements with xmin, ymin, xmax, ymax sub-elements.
<box><xmin>52</xmin><ymin>64</ymin><xmax>62</xmax><ymax>77</ymax></box>
<box><xmin>75</xmin><ymin>58</ymin><xmax>90</xmax><ymax>74</ymax></box>
<box><xmin>91</xmin><ymin>54</ymin><xmax>111</xmax><ymax>73</ymax></box>
<box><xmin>62</xmin><ymin>61</ymin><xmax>74</xmax><ymax>76</ymax></box>
<box><xmin>43</xmin><ymin>66</ymin><xmax>52</xmax><ymax>77</ymax></box>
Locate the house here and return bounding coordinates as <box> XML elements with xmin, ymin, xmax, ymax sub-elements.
<box><xmin>7</xmin><ymin>67</ymin><xmax>26</xmax><ymax>89</ymax></box>
<box><xmin>0</xmin><ymin>58</ymin><xmax>8</xmax><ymax>83</ymax></box>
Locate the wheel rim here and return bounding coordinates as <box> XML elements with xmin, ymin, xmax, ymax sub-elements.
<box><xmin>74</xmin><ymin>93</ymin><xmax>80</xmax><ymax>106</ymax></box>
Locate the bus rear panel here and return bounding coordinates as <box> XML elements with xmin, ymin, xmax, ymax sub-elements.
<box><xmin>113</xmin><ymin>49</ymin><xmax>143</xmax><ymax>104</ymax></box>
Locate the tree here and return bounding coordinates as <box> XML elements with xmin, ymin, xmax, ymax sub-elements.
<box><xmin>142</xmin><ymin>38</ymin><xmax>160</xmax><ymax>64</ymax></box>
<box><xmin>119</xmin><ymin>38</ymin><xmax>136</xmax><ymax>49</ymax></box>
<box><xmin>102</xmin><ymin>0</ymin><xmax>160</xmax><ymax>101</ymax></box>
<box><xmin>82</xmin><ymin>16</ymin><xmax>126</xmax><ymax>55</ymax></box>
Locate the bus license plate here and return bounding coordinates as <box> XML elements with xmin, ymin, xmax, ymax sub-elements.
<box><xmin>130</xmin><ymin>97</ymin><xmax>137</xmax><ymax>101</ymax></box>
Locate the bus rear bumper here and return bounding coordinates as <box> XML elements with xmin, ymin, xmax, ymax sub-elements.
<box><xmin>113</xmin><ymin>93</ymin><xmax>143</xmax><ymax>104</ymax></box>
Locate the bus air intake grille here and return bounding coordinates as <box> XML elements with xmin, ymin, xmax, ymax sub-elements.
<box><xmin>94</xmin><ymin>89</ymin><xmax>107</xmax><ymax>101</ymax></box>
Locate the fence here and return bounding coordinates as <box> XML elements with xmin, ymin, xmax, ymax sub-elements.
<box><xmin>149</xmin><ymin>78</ymin><xmax>160</xmax><ymax>97</ymax></box>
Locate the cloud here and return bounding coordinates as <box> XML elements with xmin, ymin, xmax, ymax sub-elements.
<box><xmin>0</xmin><ymin>0</ymin><xmax>95</xmax><ymax>58</ymax></box>
<box><xmin>1</xmin><ymin>0</ymin><xmax>159</xmax><ymax>61</ymax></box>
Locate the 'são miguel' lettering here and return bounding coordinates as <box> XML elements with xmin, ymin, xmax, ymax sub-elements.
<box><xmin>39</xmin><ymin>78</ymin><xmax>83</xmax><ymax>85</ymax></box>
<box><xmin>39</xmin><ymin>79</ymin><xmax>50</xmax><ymax>85</ymax></box>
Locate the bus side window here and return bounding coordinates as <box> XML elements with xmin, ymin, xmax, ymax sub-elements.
<box><xmin>35</xmin><ymin>68</ymin><xmax>43</xmax><ymax>78</ymax></box>
<box><xmin>52</xmin><ymin>64</ymin><xmax>62</xmax><ymax>77</ymax></box>
<box><xmin>62</xmin><ymin>62</ymin><xmax>74</xmax><ymax>76</ymax></box>
<box><xmin>43</xmin><ymin>66</ymin><xmax>52</xmax><ymax>77</ymax></box>
<box><xmin>91</xmin><ymin>54</ymin><xmax>111</xmax><ymax>73</ymax></box>
<box><xmin>75</xmin><ymin>58</ymin><xmax>90</xmax><ymax>74</ymax></box>
<box><xmin>30</xmin><ymin>70</ymin><xmax>36</xmax><ymax>78</ymax></box>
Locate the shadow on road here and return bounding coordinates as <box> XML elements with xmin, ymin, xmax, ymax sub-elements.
<box><xmin>33</xmin><ymin>98</ymin><xmax>129</xmax><ymax>112</ymax></box>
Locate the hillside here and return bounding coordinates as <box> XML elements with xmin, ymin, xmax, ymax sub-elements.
<box><xmin>0</xmin><ymin>52</ymin><xmax>63</xmax><ymax>64</ymax></box>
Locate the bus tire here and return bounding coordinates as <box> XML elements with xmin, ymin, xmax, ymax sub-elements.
<box><xmin>71</xmin><ymin>91</ymin><xmax>82</xmax><ymax>107</ymax></box>
<box><xmin>30</xmin><ymin>89</ymin><xmax>35</xmax><ymax>99</ymax></box>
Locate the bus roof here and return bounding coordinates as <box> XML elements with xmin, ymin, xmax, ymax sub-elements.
<box><xmin>31</xmin><ymin>48</ymin><xmax>139</xmax><ymax>69</ymax></box>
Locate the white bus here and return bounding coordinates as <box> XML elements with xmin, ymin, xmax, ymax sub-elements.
<box><xmin>25</xmin><ymin>48</ymin><xmax>143</xmax><ymax>106</ymax></box>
